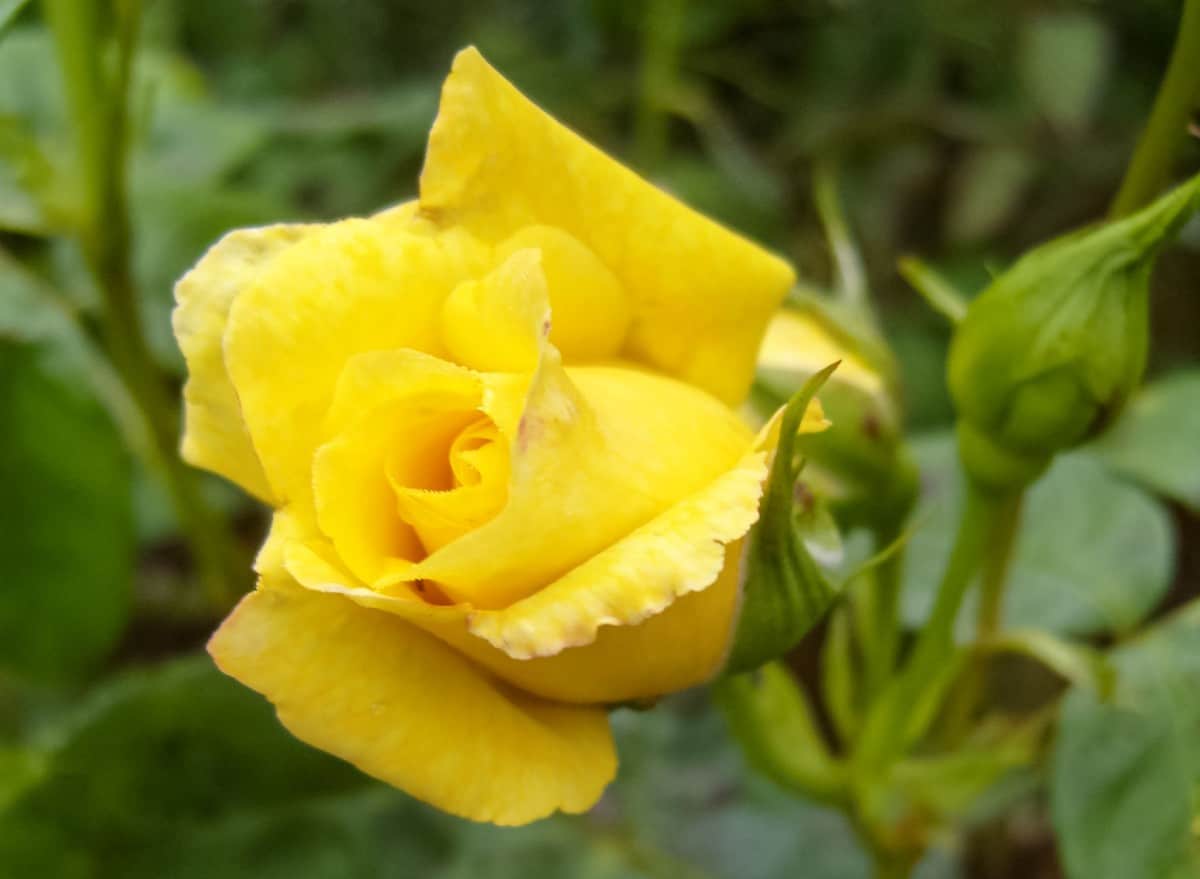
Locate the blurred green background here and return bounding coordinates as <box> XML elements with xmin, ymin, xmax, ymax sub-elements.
<box><xmin>1</xmin><ymin>1</ymin><xmax>1198</xmax><ymax>877</ymax></box>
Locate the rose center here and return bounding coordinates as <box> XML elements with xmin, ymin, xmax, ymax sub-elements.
<box><xmin>386</xmin><ymin>412</ymin><xmax>510</xmax><ymax>556</ymax></box>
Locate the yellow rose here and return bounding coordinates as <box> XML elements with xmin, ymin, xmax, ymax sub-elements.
<box><xmin>173</xmin><ymin>47</ymin><xmax>818</xmax><ymax>825</ymax></box>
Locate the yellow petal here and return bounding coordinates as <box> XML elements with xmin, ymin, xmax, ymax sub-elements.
<box><xmin>223</xmin><ymin>217</ymin><xmax>484</xmax><ymax>507</ymax></box>
<box><xmin>466</xmin><ymin>448</ymin><xmax>766</xmax><ymax>659</ymax></box>
<box><xmin>312</xmin><ymin>349</ymin><xmax>484</xmax><ymax>584</ymax></box>
<box><xmin>459</xmin><ymin>544</ymin><xmax>744</xmax><ymax>702</ymax></box>
<box><xmin>209</xmin><ymin>586</ymin><xmax>615</xmax><ymax>825</ymax></box>
<box><xmin>439</xmin><ymin>248</ymin><xmax>549</xmax><ymax>373</ymax></box>
<box><xmin>758</xmin><ymin>309</ymin><xmax>883</xmax><ymax>396</ymax></box>
<box><xmin>411</xmin><ymin>362</ymin><xmax>753</xmax><ymax>608</ymax></box>
<box><xmin>495</xmin><ymin>226</ymin><xmax>630</xmax><ymax>361</ymax></box>
<box><xmin>301</xmin><ymin>546</ymin><xmax>743</xmax><ymax>705</ymax></box>
<box><xmin>172</xmin><ymin>224</ymin><xmax>315</xmax><ymax>501</ymax></box>
<box><xmin>263</xmin><ymin>463</ymin><xmax>755</xmax><ymax>702</ymax></box>
<box><xmin>391</xmin><ymin>416</ymin><xmax>511</xmax><ymax>554</ymax></box>
<box><xmin>419</xmin><ymin>47</ymin><xmax>795</xmax><ymax>404</ymax></box>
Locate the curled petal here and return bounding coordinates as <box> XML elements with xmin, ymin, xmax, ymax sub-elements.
<box><xmin>173</xmin><ymin>223</ymin><xmax>315</xmax><ymax>501</ymax></box>
<box><xmin>420</xmin><ymin>47</ymin><xmax>795</xmax><ymax>404</ymax></box>
<box><xmin>208</xmin><ymin>586</ymin><xmax>616</xmax><ymax>825</ymax></box>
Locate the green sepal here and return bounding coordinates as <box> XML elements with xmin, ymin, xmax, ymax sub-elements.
<box><xmin>724</xmin><ymin>364</ymin><xmax>842</xmax><ymax>674</ymax></box>
<box><xmin>713</xmin><ymin>662</ymin><xmax>844</xmax><ymax>803</ymax></box>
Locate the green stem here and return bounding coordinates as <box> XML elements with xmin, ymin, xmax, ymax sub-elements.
<box><xmin>903</xmin><ymin>482</ymin><xmax>993</xmax><ymax>684</ymax></box>
<box><xmin>45</xmin><ymin>0</ymin><xmax>239</xmax><ymax>609</ymax></box>
<box><xmin>940</xmin><ymin>489</ymin><xmax>1023</xmax><ymax>742</ymax></box>
<box><xmin>855</xmin><ymin>480</ymin><xmax>998</xmax><ymax>767</ymax></box>
<box><xmin>975</xmin><ymin>492</ymin><xmax>1023</xmax><ymax>637</ymax></box>
<box><xmin>1110</xmin><ymin>0</ymin><xmax>1200</xmax><ymax>218</ymax></box>
<box><xmin>862</xmin><ymin>541</ymin><xmax>904</xmax><ymax>700</ymax></box>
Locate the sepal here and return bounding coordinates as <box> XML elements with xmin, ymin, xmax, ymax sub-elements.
<box><xmin>724</xmin><ymin>365</ymin><xmax>843</xmax><ymax>674</ymax></box>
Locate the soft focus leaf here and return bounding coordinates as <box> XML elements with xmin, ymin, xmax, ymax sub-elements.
<box><xmin>898</xmin><ymin>256</ymin><xmax>967</xmax><ymax>325</ymax></box>
<box><xmin>820</xmin><ymin>606</ymin><xmax>858</xmax><ymax>743</ymax></box>
<box><xmin>903</xmin><ymin>433</ymin><xmax>1174</xmax><ymax>638</ymax></box>
<box><xmin>714</xmin><ymin>662</ymin><xmax>843</xmax><ymax>802</ymax></box>
<box><xmin>0</xmin><ymin>659</ymin><xmax>961</xmax><ymax>878</ymax></box>
<box><xmin>611</xmin><ymin>699</ymin><xmax>960</xmax><ymax>879</ymax></box>
<box><xmin>0</xmin><ymin>655</ymin><xmax>374</xmax><ymax>874</ymax></box>
<box><xmin>0</xmin><ymin>0</ymin><xmax>32</xmax><ymax>38</ymax></box>
<box><xmin>1088</xmin><ymin>370</ymin><xmax>1200</xmax><ymax>511</ymax></box>
<box><xmin>0</xmin><ymin>339</ymin><xmax>133</xmax><ymax>683</ymax></box>
<box><xmin>944</xmin><ymin>147</ymin><xmax>1036</xmax><ymax>244</ymax></box>
<box><xmin>0</xmin><ymin>115</ymin><xmax>71</xmax><ymax>234</ymax></box>
<box><xmin>1019</xmin><ymin>11</ymin><xmax>1112</xmax><ymax>136</ymax></box>
<box><xmin>0</xmin><ymin>746</ymin><xmax>45</xmax><ymax>810</ymax></box>
<box><xmin>982</xmin><ymin>628</ymin><xmax>1113</xmax><ymax>696</ymax></box>
<box><xmin>888</xmin><ymin>720</ymin><xmax>1040</xmax><ymax>822</ymax></box>
<box><xmin>1051</xmin><ymin>602</ymin><xmax>1200</xmax><ymax>879</ymax></box>
<box><xmin>0</xmin><ymin>28</ymin><xmax>65</xmax><ymax>133</ymax></box>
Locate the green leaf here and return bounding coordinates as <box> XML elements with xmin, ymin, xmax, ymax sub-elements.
<box><xmin>725</xmin><ymin>365</ymin><xmax>843</xmax><ymax>673</ymax></box>
<box><xmin>944</xmin><ymin>146</ymin><xmax>1036</xmax><ymax>244</ymax></box>
<box><xmin>903</xmin><ymin>433</ymin><xmax>1174</xmax><ymax>638</ymax></box>
<box><xmin>0</xmin><ymin>655</ymin><xmax>375</xmax><ymax>874</ymax></box>
<box><xmin>612</xmin><ymin>696</ymin><xmax>960</xmax><ymax>879</ymax></box>
<box><xmin>897</xmin><ymin>255</ymin><xmax>967</xmax><ymax>325</ymax></box>
<box><xmin>1051</xmin><ymin>602</ymin><xmax>1200</xmax><ymax>879</ymax></box>
<box><xmin>0</xmin><ymin>113</ymin><xmax>79</xmax><ymax>234</ymax></box>
<box><xmin>1019</xmin><ymin>11</ymin><xmax>1112</xmax><ymax>136</ymax></box>
<box><xmin>0</xmin><ymin>339</ymin><xmax>134</xmax><ymax>683</ymax></box>
<box><xmin>820</xmin><ymin>606</ymin><xmax>858</xmax><ymax>744</ymax></box>
<box><xmin>981</xmin><ymin>628</ymin><xmax>1113</xmax><ymax>696</ymax></box>
<box><xmin>714</xmin><ymin>662</ymin><xmax>843</xmax><ymax>803</ymax></box>
<box><xmin>887</xmin><ymin>718</ymin><xmax>1040</xmax><ymax>822</ymax></box>
<box><xmin>0</xmin><ymin>746</ymin><xmax>46</xmax><ymax>811</ymax></box>
<box><xmin>1088</xmin><ymin>370</ymin><xmax>1200</xmax><ymax>512</ymax></box>
<box><xmin>1</xmin><ymin>661</ymin><xmax>960</xmax><ymax>878</ymax></box>
<box><xmin>0</xmin><ymin>0</ymin><xmax>32</xmax><ymax>38</ymax></box>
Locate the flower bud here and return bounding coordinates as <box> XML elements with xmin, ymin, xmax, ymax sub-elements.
<box><xmin>948</xmin><ymin>173</ymin><xmax>1200</xmax><ymax>492</ymax></box>
<box><xmin>755</xmin><ymin>297</ymin><xmax>918</xmax><ymax>533</ymax></box>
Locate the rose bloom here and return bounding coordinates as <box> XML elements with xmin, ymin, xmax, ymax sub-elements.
<box><xmin>174</xmin><ymin>47</ymin><xmax>819</xmax><ymax>825</ymax></box>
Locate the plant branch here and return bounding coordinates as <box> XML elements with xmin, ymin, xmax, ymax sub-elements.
<box><xmin>45</xmin><ymin>0</ymin><xmax>241</xmax><ymax>609</ymax></box>
<box><xmin>854</xmin><ymin>479</ymin><xmax>999</xmax><ymax>770</ymax></box>
<box><xmin>1110</xmin><ymin>0</ymin><xmax>1200</xmax><ymax>218</ymax></box>
<box><xmin>975</xmin><ymin>492</ymin><xmax>1023</xmax><ymax>637</ymax></box>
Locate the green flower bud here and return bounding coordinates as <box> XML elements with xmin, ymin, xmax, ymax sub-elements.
<box><xmin>948</xmin><ymin>173</ymin><xmax>1200</xmax><ymax>492</ymax></box>
<box><xmin>754</xmin><ymin>295</ymin><xmax>918</xmax><ymax>533</ymax></box>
